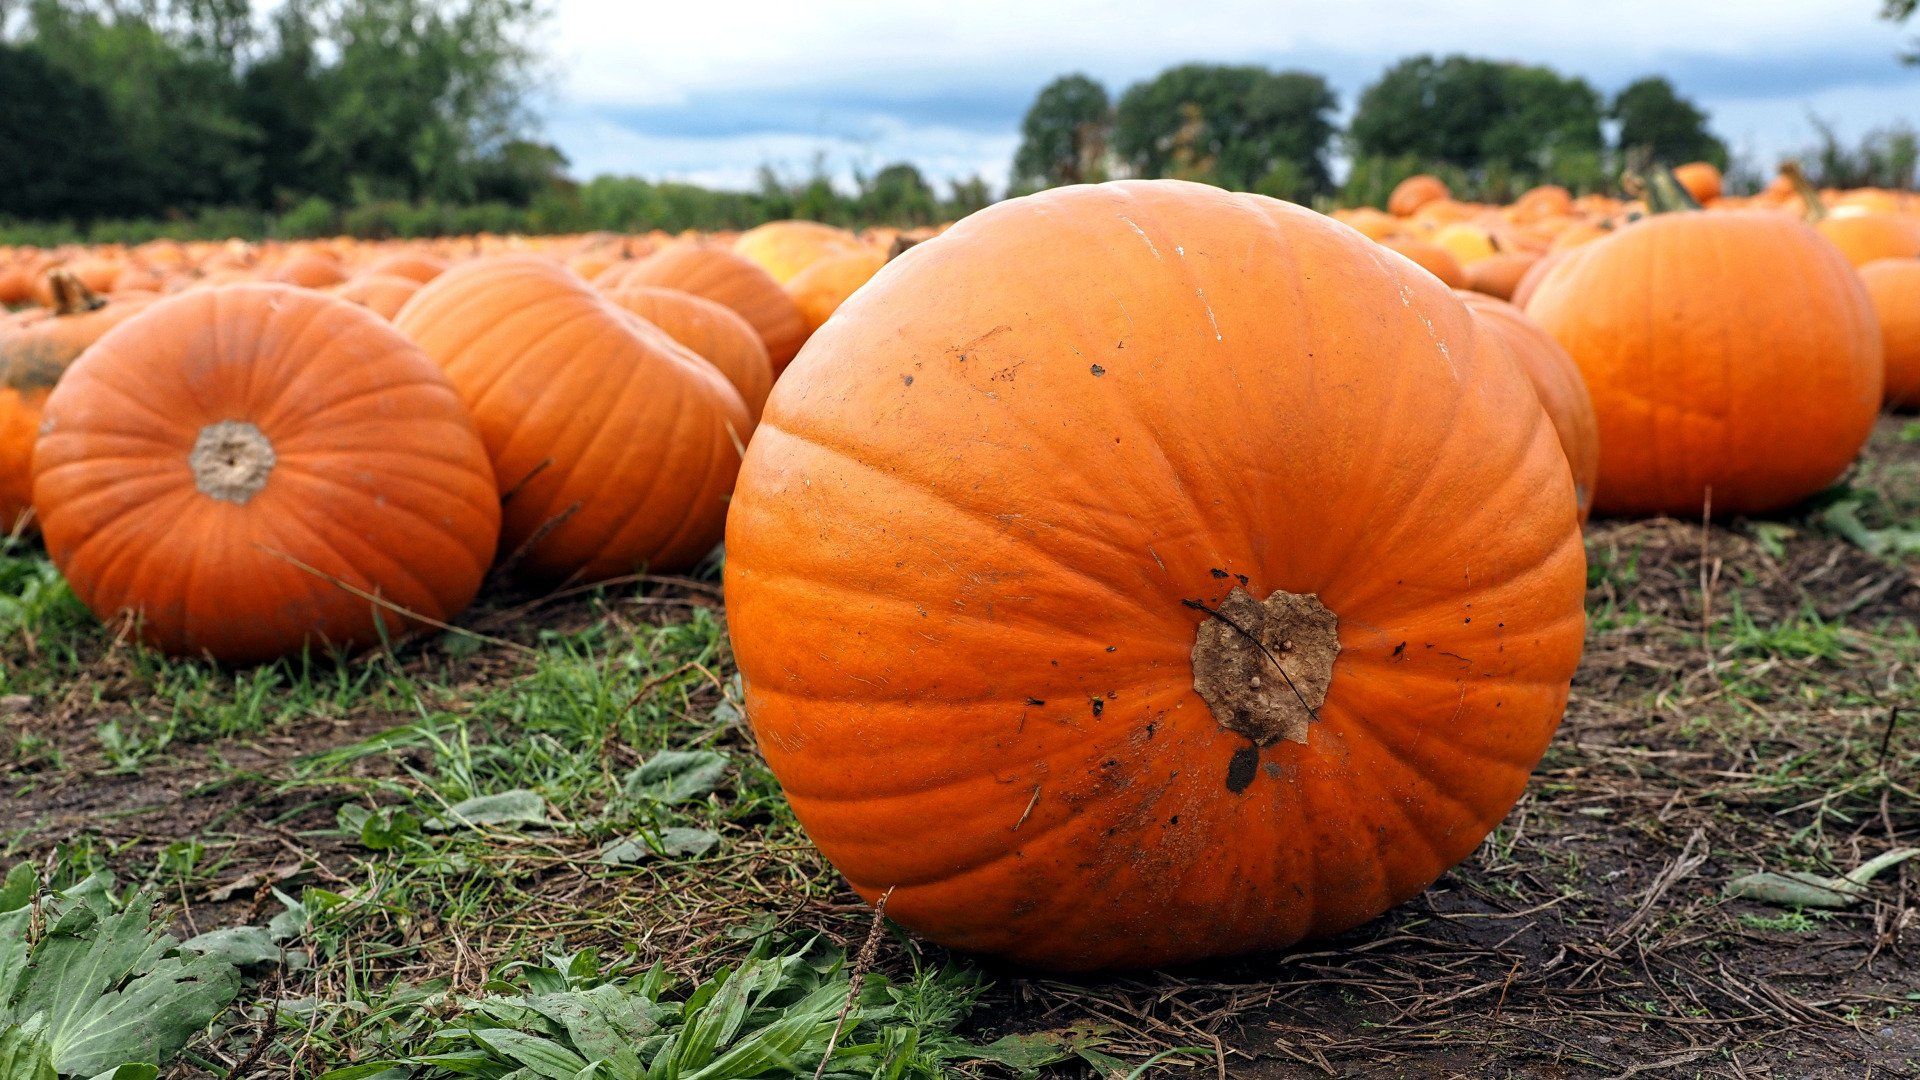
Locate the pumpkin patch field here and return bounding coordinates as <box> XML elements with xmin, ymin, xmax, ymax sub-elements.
<box><xmin>2</xmin><ymin>170</ymin><xmax>1919</xmax><ymax>1079</ymax></box>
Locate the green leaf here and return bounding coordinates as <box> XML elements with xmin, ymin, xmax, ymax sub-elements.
<box><xmin>623</xmin><ymin>751</ymin><xmax>730</xmax><ymax>805</ymax></box>
<box><xmin>0</xmin><ymin>865</ymin><xmax>33</xmax><ymax>913</ymax></box>
<box><xmin>425</xmin><ymin>791</ymin><xmax>550</xmax><ymax>832</ymax></box>
<box><xmin>466</xmin><ymin>1028</ymin><xmax>588</xmax><ymax>1080</ymax></box>
<box><xmin>598</xmin><ymin>829</ymin><xmax>720</xmax><ymax>866</ymax></box>
<box><xmin>1726</xmin><ymin>848</ymin><xmax>1920</xmax><ymax>909</ymax></box>
<box><xmin>83</xmin><ymin>1064</ymin><xmax>159</xmax><ymax>1080</ymax></box>
<box><xmin>0</xmin><ymin>1023</ymin><xmax>58</xmax><ymax>1080</ymax></box>
<box><xmin>178</xmin><ymin>927</ymin><xmax>281</xmax><ymax>968</ymax></box>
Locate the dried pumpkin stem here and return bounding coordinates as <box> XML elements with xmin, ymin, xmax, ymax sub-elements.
<box><xmin>46</xmin><ymin>269</ymin><xmax>106</xmax><ymax>316</ymax></box>
<box><xmin>1778</xmin><ymin>160</ymin><xmax>1827</xmax><ymax>221</ymax></box>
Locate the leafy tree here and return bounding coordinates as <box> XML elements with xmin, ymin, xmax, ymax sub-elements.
<box><xmin>1348</xmin><ymin>54</ymin><xmax>1603</xmax><ymax>186</ymax></box>
<box><xmin>1114</xmin><ymin>64</ymin><xmax>1338</xmax><ymax>193</ymax></box>
<box><xmin>0</xmin><ymin>39</ymin><xmax>141</xmax><ymax>218</ymax></box>
<box><xmin>1009</xmin><ymin>73</ymin><xmax>1111</xmax><ymax>192</ymax></box>
<box><xmin>1887</xmin><ymin>0</ymin><xmax>1917</xmax><ymax>63</ymax></box>
<box><xmin>858</xmin><ymin>162</ymin><xmax>938</xmax><ymax>226</ymax></box>
<box><xmin>1611</xmin><ymin>76</ymin><xmax>1726</xmax><ymax>167</ymax></box>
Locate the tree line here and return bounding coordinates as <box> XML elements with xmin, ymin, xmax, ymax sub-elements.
<box><xmin>1</xmin><ymin>0</ymin><xmax>1915</xmax><ymax>242</ymax></box>
<box><xmin>1009</xmin><ymin>58</ymin><xmax>1730</xmax><ymax>205</ymax></box>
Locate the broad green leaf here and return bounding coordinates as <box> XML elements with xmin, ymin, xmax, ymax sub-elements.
<box><xmin>49</xmin><ymin>953</ymin><xmax>239</xmax><ymax>1076</ymax></box>
<box><xmin>0</xmin><ymin>1023</ymin><xmax>58</xmax><ymax>1080</ymax></box>
<box><xmin>84</xmin><ymin>1064</ymin><xmax>159</xmax><ymax>1080</ymax></box>
<box><xmin>178</xmin><ymin>927</ymin><xmax>281</xmax><ymax>968</ymax></box>
<box><xmin>622</xmin><ymin>752</ymin><xmax>730</xmax><ymax>805</ymax></box>
<box><xmin>425</xmin><ymin>791</ymin><xmax>550</xmax><ymax>832</ymax></box>
<box><xmin>466</xmin><ymin>1029</ymin><xmax>588</xmax><ymax>1080</ymax></box>
<box><xmin>598</xmin><ymin>829</ymin><xmax>720</xmax><ymax>866</ymax></box>
<box><xmin>0</xmin><ymin>865</ymin><xmax>33</xmax><ymax>913</ymax></box>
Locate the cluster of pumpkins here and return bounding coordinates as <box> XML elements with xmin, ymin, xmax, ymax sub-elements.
<box><xmin>0</xmin><ymin>221</ymin><xmax>927</xmax><ymax>663</ymax></box>
<box><xmin>2</xmin><ymin>166</ymin><xmax>1912</xmax><ymax>972</ymax></box>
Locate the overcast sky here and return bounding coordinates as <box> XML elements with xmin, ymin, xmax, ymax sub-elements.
<box><xmin>538</xmin><ymin>1</ymin><xmax>1920</xmax><ymax>190</ymax></box>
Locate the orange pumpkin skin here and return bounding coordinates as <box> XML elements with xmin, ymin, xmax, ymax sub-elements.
<box><xmin>395</xmin><ymin>257</ymin><xmax>750</xmax><ymax>582</ymax></box>
<box><xmin>1458</xmin><ymin>291</ymin><xmax>1599</xmax><ymax>522</ymax></box>
<box><xmin>1379</xmin><ymin>236</ymin><xmax>1467</xmax><ymax>288</ymax></box>
<box><xmin>31</xmin><ymin>285</ymin><xmax>499</xmax><ymax>663</ymax></box>
<box><xmin>602</xmin><ymin>284</ymin><xmax>774</xmax><ymax>423</ymax></box>
<box><xmin>0</xmin><ymin>279</ymin><xmax>153</xmax><ymax>532</ymax></box>
<box><xmin>1672</xmin><ymin>162</ymin><xmax>1723</xmax><ymax>205</ymax></box>
<box><xmin>335</xmin><ymin>273</ymin><xmax>424</xmax><ymax>321</ymax></box>
<box><xmin>733</xmin><ymin>220</ymin><xmax>860</xmax><ymax>284</ymax></box>
<box><xmin>1387</xmin><ymin>174</ymin><xmax>1450</xmax><ymax>217</ymax></box>
<box><xmin>1816</xmin><ymin>213</ymin><xmax>1920</xmax><ymax>268</ymax></box>
<box><xmin>1526</xmin><ymin>212</ymin><xmax>1882</xmax><ymax>516</ymax></box>
<box><xmin>725</xmin><ymin>180</ymin><xmax>1587</xmax><ymax>971</ymax></box>
<box><xmin>597</xmin><ymin>245</ymin><xmax>809</xmax><ymax>374</ymax></box>
<box><xmin>785</xmin><ymin>246</ymin><xmax>889</xmax><ymax>334</ymax></box>
<box><xmin>1861</xmin><ymin>258</ymin><xmax>1920</xmax><ymax>408</ymax></box>
<box><xmin>362</xmin><ymin>253</ymin><xmax>448</xmax><ymax>284</ymax></box>
<box><xmin>271</xmin><ymin>253</ymin><xmax>347</xmax><ymax>289</ymax></box>
<box><xmin>1462</xmin><ymin>251</ymin><xmax>1540</xmax><ymax>300</ymax></box>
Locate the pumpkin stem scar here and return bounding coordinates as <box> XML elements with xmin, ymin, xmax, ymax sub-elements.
<box><xmin>1187</xmin><ymin>587</ymin><xmax>1339</xmax><ymax>746</ymax></box>
<box><xmin>190</xmin><ymin>420</ymin><xmax>276</xmax><ymax>505</ymax></box>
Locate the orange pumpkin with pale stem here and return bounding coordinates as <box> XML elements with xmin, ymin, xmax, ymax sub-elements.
<box><xmin>602</xmin><ymin>284</ymin><xmax>774</xmax><ymax>421</ymax></box>
<box><xmin>725</xmin><ymin>180</ymin><xmax>1587</xmax><ymax>971</ymax></box>
<box><xmin>1526</xmin><ymin>210</ymin><xmax>1881</xmax><ymax>516</ymax></box>
<box><xmin>785</xmin><ymin>246</ymin><xmax>889</xmax><ymax>333</ymax></box>
<box><xmin>597</xmin><ymin>245</ymin><xmax>808</xmax><ymax>373</ymax></box>
<box><xmin>396</xmin><ymin>256</ymin><xmax>750</xmax><ymax>582</ymax></box>
<box><xmin>1387</xmin><ymin>174</ymin><xmax>1450</xmax><ymax>216</ymax></box>
<box><xmin>1</xmin><ymin>273</ymin><xmax>153</xmax><ymax>533</ymax></box>
<box><xmin>1458</xmin><ymin>291</ymin><xmax>1599</xmax><ymax>522</ymax></box>
<box><xmin>733</xmin><ymin>220</ymin><xmax>861</xmax><ymax>284</ymax></box>
<box><xmin>1860</xmin><ymin>258</ymin><xmax>1920</xmax><ymax>408</ymax></box>
<box><xmin>31</xmin><ymin>285</ymin><xmax>499</xmax><ymax>663</ymax></box>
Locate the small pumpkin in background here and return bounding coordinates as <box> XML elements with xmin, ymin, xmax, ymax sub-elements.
<box><xmin>1671</xmin><ymin>162</ymin><xmax>1723</xmax><ymax>205</ymax></box>
<box><xmin>602</xmin><ymin>284</ymin><xmax>774</xmax><ymax>421</ymax></box>
<box><xmin>361</xmin><ymin>253</ymin><xmax>448</xmax><ymax>285</ymax></box>
<box><xmin>396</xmin><ymin>256</ymin><xmax>751</xmax><ymax>583</ymax></box>
<box><xmin>1860</xmin><ymin>257</ymin><xmax>1920</xmax><ymax>409</ymax></box>
<box><xmin>1458</xmin><ymin>291</ymin><xmax>1599</xmax><ymax>522</ymax></box>
<box><xmin>1379</xmin><ymin>236</ymin><xmax>1467</xmax><ymax>288</ymax></box>
<box><xmin>1463</xmin><ymin>251</ymin><xmax>1540</xmax><ymax>301</ymax></box>
<box><xmin>1430</xmin><ymin>222</ymin><xmax>1500</xmax><ymax>265</ymax></box>
<box><xmin>32</xmin><ymin>285</ymin><xmax>499</xmax><ymax>663</ymax></box>
<box><xmin>786</xmin><ymin>246</ymin><xmax>889</xmax><ymax>334</ymax></box>
<box><xmin>1525</xmin><ymin>173</ymin><xmax>1882</xmax><ymax>516</ymax></box>
<box><xmin>1</xmin><ymin>272</ymin><xmax>154</xmax><ymax>533</ymax></box>
<box><xmin>597</xmin><ymin>244</ymin><xmax>809</xmax><ymax>374</ymax></box>
<box><xmin>271</xmin><ymin>252</ymin><xmax>348</xmax><ymax>289</ymax></box>
<box><xmin>1817</xmin><ymin>213</ymin><xmax>1920</xmax><ymax>268</ymax></box>
<box><xmin>1387</xmin><ymin>174</ymin><xmax>1450</xmax><ymax>217</ymax></box>
<box><xmin>733</xmin><ymin>220</ymin><xmax>861</xmax><ymax>284</ymax></box>
<box><xmin>335</xmin><ymin>273</ymin><xmax>425</xmax><ymax>321</ymax></box>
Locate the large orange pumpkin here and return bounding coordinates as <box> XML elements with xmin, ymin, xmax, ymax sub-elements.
<box><xmin>1525</xmin><ymin>212</ymin><xmax>1881</xmax><ymax>516</ymax></box>
<box><xmin>1458</xmin><ymin>291</ymin><xmax>1599</xmax><ymax>522</ymax></box>
<box><xmin>597</xmin><ymin>245</ymin><xmax>808</xmax><ymax>373</ymax></box>
<box><xmin>1</xmin><ymin>273</ymin><xmax>153</xmax><ymax>533</ymax></box>
<box><xmin>725</xmin><ymin>180</ymin><xmax>1587</xmax><ymax>971</ymax></box>
<box><xmin>602</xmin><ymin>284</ymin><xmax>774</xmax><ymax>421</ymax></box>
<box><xmin>31</xmin><ymin>285</ymin><xmax>499</xmax><ymax>663</ymax></box>
<box><xmin>1671</xmin><ymin>162</ymin><xmax>1723</xmax><ymax>205</ymax></box>
<box><xmin>395</xmin><ymin>257</ymin><xmax>750</xmax><ymax>582</ymax></box>
<box><xmin>1861</xmin><ymin>257</ymin><xmax>1920</xmax><ymax>408</ymax></box>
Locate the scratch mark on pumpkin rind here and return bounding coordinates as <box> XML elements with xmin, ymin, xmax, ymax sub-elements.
<box><xmin>1118</xmin><ymin>215</ymin><xmax>1162</xmax><ymax>260</ymax></box>
<box><xmin>1196</xmin><ymin>287</ymin><xmax>1222</xmax><ymax>341</ymax></box>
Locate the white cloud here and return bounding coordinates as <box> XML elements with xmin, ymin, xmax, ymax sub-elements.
<box><xmin>538</xmin><ymin>0</ymin><xmax>1920</xmax><ymax>187</ymax></box>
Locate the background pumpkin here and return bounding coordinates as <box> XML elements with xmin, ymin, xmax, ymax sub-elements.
<box><xmin>31</xmin><ymin>285</ymin><xmax>499</xmax><ymax>663</ymax></box>
<box><xmin>785</xmin><ymin>245</ymin><xmax>889</xmax><ymax>334</ymax></box>
<box><xmin>1525</xmin><ymin>211</ymin><xmax>1882</xmax><ymax>516</ymax></box>
<box><xmin>1387</xmin><ymin>174</ymin><xmax>1450</xmax><ymax>217</ymax></box>
<box><xmin>1378</xmin><ymin>236</ymin><xmax>1467</xmax><ymax>288</ymax></box>
<box><xmin>1458</xmin><ymin>291</ymin><xmax>1600</xmax><ymax>522</ymax></box>
<box><xmin>725</xmin><ymin>180</ymin><xmax>1586</xmax><ymax>971</ymax></box>
<box><xmin>395</xmin><ymin>256</ymin><xmax>751</xmax><ymax>582</ymax></box>
<box><xmin>0</xmin><ymin>272</ymin><xmax>153</xmax><ymax>533</ymax></box>
<box><xmin>335</xmin><ymin>273</ymin><xmax>424</xmax><ymax>320</ymax></box>
<box><xmin>602</xmin><ymin>284</ymin><xmax>775</xmax><ymax>422</ymax></box>
<box><xmin>597</xmin><ymin>244</ymin><xmax>809</xmax><ymax>373</ymax></box>
<box><xmin>732</xmin><ymin>220</ymin><xmax>861</xmax><ymax>284</ymax></box>
<box><xmin>1860</xmin><ymin>257</ymin><xmax>1920</xmax><ymax>409</ymax></box>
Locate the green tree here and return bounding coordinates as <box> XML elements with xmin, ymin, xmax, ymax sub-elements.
<box><xmin>1009</xmin><ymin>73</ymin><xmax>1111</xmax><ymax>192</ymax></box>
<box><xmin>1348</xmin><ymin>54</ymin><xmax>1604</xmax><ymax>190</ymax></box>
<box><xmin>1886</xmin><ymin>0</ymin><xmax>1917</xmax><ymax>63</ymax></box>
<box><xmin>1610</xmin><ymin>76</ymin><xmax>1727</xmax><ymax>167</ymax></box>
<box><xmin>0</xmin><ymin>39</ymin><xmax>141</xmax><ymax>218</ymax></box>
<box><xmin>857</xmin><ymin>162</ymin><xmax>938</xmax><ymax>226</ymax></box>
<box><xmin>1114</xmin><ymin>64</ymin><xmax>1338</xmax><ymax>193</ymax></box>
